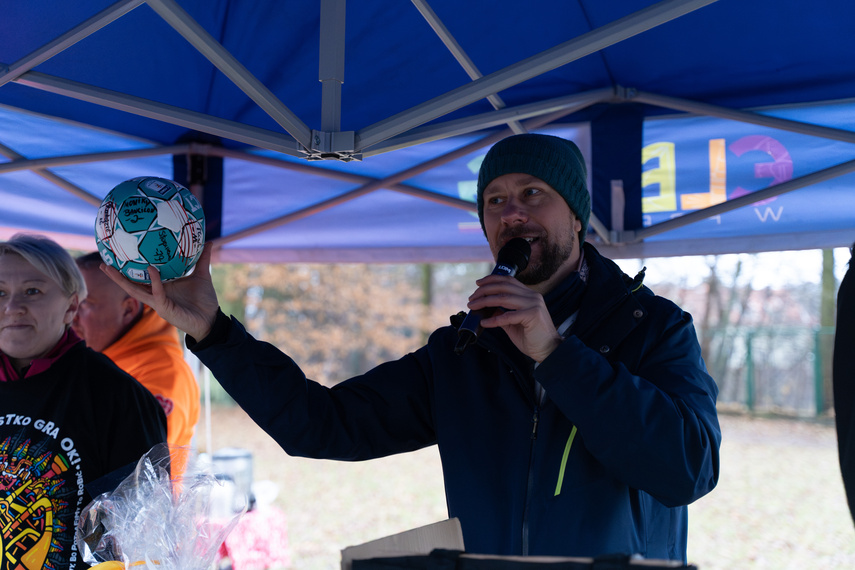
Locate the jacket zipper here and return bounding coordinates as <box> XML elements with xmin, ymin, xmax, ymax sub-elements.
<box><xmin>530</xmin><ymin>408</ymin><xmax>539</xmax><ymax>439</ymax></box>
<box><xmin>522</xmin><ymin>405</ymin><xmax>539</xmax><ymax>555</ymax></box>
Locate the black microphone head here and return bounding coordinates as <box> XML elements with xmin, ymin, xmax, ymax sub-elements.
<box><xmin>496</xmin><ymin>237</ymin><xmax>531</xmax><ymax>274</ymax></box>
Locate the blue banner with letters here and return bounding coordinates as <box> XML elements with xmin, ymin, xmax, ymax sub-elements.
<box><xmin>641</xmin><ymin>101</ymin><xmax>855</xmax><ymax>244</ymax></box>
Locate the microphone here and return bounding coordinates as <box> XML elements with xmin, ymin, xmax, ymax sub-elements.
<box><xmin>454</xmin><ymin>237</ymin><xmax>531</xmax><ymax>355</ymax></box>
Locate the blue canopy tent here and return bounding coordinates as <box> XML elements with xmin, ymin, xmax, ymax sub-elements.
<box><xmin>1</xmin><ymin>0</ymin><xmax>854</xmax><ymax>263</ymax></box>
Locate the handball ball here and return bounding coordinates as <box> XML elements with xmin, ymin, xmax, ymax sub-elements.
<box><xmin>95</xmin><ymin>176</ymin><xmax>206</xmax><ymax>283</ymax></box>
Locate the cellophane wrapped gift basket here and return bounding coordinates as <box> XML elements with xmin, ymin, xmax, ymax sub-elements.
<box><xmin>76</xmin><ymin>444</ymin><xmax>244</xmax><ymax>570</ymax></box>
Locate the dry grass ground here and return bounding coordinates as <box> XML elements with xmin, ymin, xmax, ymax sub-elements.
<box><xmin>198</xmin><ymin>406</ymin><xmax>855</xmax><ymax>570</ymax></box>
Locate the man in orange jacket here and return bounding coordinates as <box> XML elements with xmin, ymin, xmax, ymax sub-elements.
<box><xmin>73</xmin><ymin>252</ymin><xmax>200</xmax><ymax>450</ymax></box>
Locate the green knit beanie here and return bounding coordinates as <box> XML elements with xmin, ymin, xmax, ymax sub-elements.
<box><xmin>476</xmin><ymin>133</ymin><xmax>591</xmax><ymax>242</ymax></box>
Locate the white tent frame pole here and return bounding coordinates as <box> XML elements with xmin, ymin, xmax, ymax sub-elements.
<box><xmin>212</xmin><ymin>138</ymin><xmax>501</xmax><ymax>247</ymax></box>
<box><xmin>366</xmin><ymin>89</ymin><xmax>611</xmax><ymax>155</ymax></box>
<box><xmin>604</xmin><ymin>90</ymin><xmax>855</xmax><ymax>243</ymax></box>
<box><xmin>200</xmin><ymin>106</ymin><xmax>578</xmax><ymax>199</ymax></box>
<box><xmin>356</xmin><ymin>0</ymin><xmax>720</xmax><ymax>149</ymax></box>
<box><xmin>319</xmin><ymin>0</ymin><xmax>346</xmax><ymax>133</ymax></box>
<box><xmin>632</xmin><ymin>90</ymin><xmax>855</xmax><ymax>144</ymax></box>
<box><xmin>212</xmin><ymin>111</ymin><xmax>579</xmax><ymax>247</ymax></box>
<box><xmin>208</xmin><ymin>146</ymin><xmax>475</xmax><ymax>210</ymax></box>
<box><xmin>0</xmin><ymin>0</ymin><xmax>144</xmax><ymax>88</ymax></box>
<box><xmin>622</xmin><ymin>158</ymin><xmax>855</xmax><ymax>242</ymax></box>
<box><xmin>12</xmin><ymin>70</ymin><xmax>307</xmax><ymax>157</ymax></box>
<box><xmin>0</xmin><ymin>141</ymin><xmax>102</xmax><ymax>206</ymax></box>
<box><xmin>588</xmin><ymin>214</ymin><xmax>611</xmax><ymax>244</ymax></box>
<box><xmin>411</xmin><ymin>0</ymin><xmax>526</xmax><ymax>135</ymax></box>
<box><xmin>597</xmin><ymin>228</ymin><xmax>855</xmax><ymax>259</ymax></box>
<box><xmin>0</xmin><ymin>144</ymin><xmax>190</xmax><ymax>174</ymax></box>
<box><xmin>145</xmin><ymin>0</ymin><xmax>313</xmax><ymax>148</ymax></box>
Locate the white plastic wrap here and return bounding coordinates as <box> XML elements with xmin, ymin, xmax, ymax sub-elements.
<box><xmin>76</xmin><ymin>444</ymin><xmax>245</xmax><ymax>570</ymax></box>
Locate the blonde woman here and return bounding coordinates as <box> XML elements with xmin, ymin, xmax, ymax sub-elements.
<box><xmin>0</xmin><ymin>233</ymin><xmax>166</xmax><ymax>570</ymax></box>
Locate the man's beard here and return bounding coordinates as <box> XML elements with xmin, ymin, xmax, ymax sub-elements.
<box><xmin>516</xmin><ymin>232</ymin><xmax>574</xmax><ymax>286</ymax></box>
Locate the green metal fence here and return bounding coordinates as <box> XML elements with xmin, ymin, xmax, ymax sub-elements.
<box><xmin>703</xmin><ymin>326</ymin><xmax>836</xmax><ymax>417</ymax></box>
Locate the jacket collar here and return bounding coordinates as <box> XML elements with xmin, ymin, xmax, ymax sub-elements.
<box><xmin>570</xmin><ymin>243</ymin><xmax>635</xmax><ymax>337</ymax></box>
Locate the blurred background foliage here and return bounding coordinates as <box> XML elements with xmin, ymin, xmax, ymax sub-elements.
<box><xmin>204</xmin><ymin>248</ymin><xmax>847</xmax><ymax>418</ymax></box>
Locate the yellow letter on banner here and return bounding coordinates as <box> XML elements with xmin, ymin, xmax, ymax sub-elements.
<box><xmin>641</xmin><ymin>142</ymin><xmax>676</xmax><ymax>213</ymax></box>
<box><xmin>680</xmin><ymin>138</ymin><xmax>727</xmax><ymax>210</ymax></box>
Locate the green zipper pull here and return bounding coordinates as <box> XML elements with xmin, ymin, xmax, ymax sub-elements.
<box><xmin>554</xmin><ymin>425</ymin><xmax>578</xmax><ymax>496</ymax></box>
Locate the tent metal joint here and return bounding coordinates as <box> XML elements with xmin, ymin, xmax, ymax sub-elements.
<box><xmin>613</xmin><ymin>85</ymin><xmax>639</xmax><ymax>101</ymax></box>
<box><xmin>589</xmin><ymin>229</ymin><xmax>641</xmax><ymax>250</ymax></box>
<box><xmin>304</xmin><ymin>129</ymin><xmax>361</xmax><ymax>161</ymax></box>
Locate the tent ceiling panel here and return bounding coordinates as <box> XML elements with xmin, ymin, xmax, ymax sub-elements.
<box><xmin>0</xmin><ymin>0</ymin><xmax>853</xmax><ymax>262</ymax></box>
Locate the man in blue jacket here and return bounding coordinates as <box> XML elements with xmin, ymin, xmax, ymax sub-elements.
<box><xmin>834</xmin><ymin>241</ymin><xmax>855</xmax><ymax>523</ymax></box>
<box><xmin>105</xmin><ymin>133</ymin><xmax>721</xmax><ymax>561</ymax></box>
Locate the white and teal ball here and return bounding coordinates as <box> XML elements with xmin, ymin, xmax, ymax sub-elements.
<box><xmin>95</xmin><ymin>177</ymin><xmax>206</xmax><ymax>283</ymax></box>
